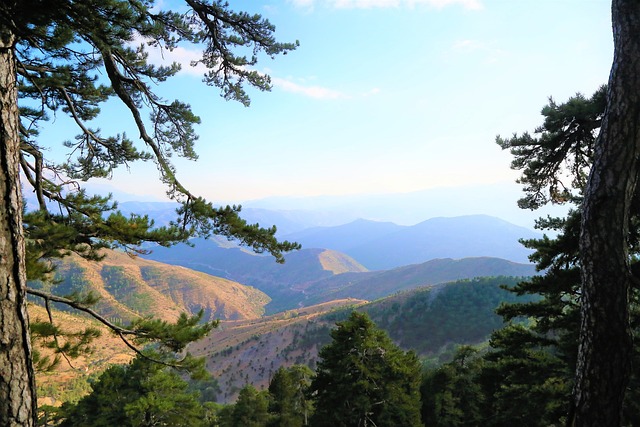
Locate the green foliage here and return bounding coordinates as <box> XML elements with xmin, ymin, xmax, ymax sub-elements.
<box><xmin>58</xmin><ymin>355</ymin><xmax>207</xmax><ymax>427</ymax></box>
<box><xmin>11</xmin><ymin>0</ymin><xmax>300</xmax><ymax>269</ymax></box>
<box><xmin>268</xmin><ymin>365</ymin><xmax>314</xmax><ymax>427</ymax></box>
<box><xmin>480</xmin><ymin>86</ymin><xmax>640</xmax><ymax>425</ymax></box>
<box><xmin>6</xmin><ymin>0</ymin><xmax>301</xmax><ymax>391</ymax></box>
<box><xmin>309</xmin><ymin>311</ymin><xmax>422</xmax><ymax>427</ymax></box>
<box><xmin>496</xmin><ymin>86</ymin><xmax>605</xmax><ymax>209</ymax></box>
<box><xmin>227</xmin><ymin>385</ymin><xmax>270</xmax><ymax>427</ymax></box>
<box><xmin>37</xmin><ymin>375</ymin><xmax>94</xmax><ymax>405</ymax></box>
<box><xmin>421</xmin><ymin>346</ymin><xmax>485</xmax><ymax>427</ymax></box>
<box><xmin>364</xmin><ymin>276</ymin><xmax>534</xmax><ymax>356</ymax></box>
<box><xmin>30</xmin><ymin>319</ymin><xmax>100</xmax><ymax>372</ymax></box>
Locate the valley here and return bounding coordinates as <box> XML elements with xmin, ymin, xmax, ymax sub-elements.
<box><xmin>31</xmin><ymin>209</ymin><xmax>541</xmax><ymax>407</ymax></box>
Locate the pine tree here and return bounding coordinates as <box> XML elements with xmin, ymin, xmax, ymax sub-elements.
<box><xmin>572</xmin><ymin>3</ymin><xmax>640</xmax><ymax>424</ymax></box>
<box><xmin>230</xmin><ymin>385</ymin><xmax>270</xmax><ymax>427</ymax></box>
<box><xmin>0</xmin><ymin>1</ymin><xmax>298</xmax><ymax>425</ymax></box>
<box><xmin>268</xmin><ymin>365</ymin><xmax>314</xmax><ymax>427</ymax></box>
<box><xmin>59</xmin><ymin>354</ymin><xmax>207</xmax><ymax>427</ymax></box>
<box><xmin>495</xmin><ymin>83</ymin><xmax>640</xmax><ymax>424</ymax></box>
<box><xmin>309</xmin><ymin>311</ymin><xmax>422</xmax><ymax>427</ymax></box>
<box><xmin>421</xmin><ymin>346</ymin><xmax>484</xmax><ymax>427</ymax></box>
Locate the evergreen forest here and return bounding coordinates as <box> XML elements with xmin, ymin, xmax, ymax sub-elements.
<box><xmin>1</xmin><ymin>0</ymin><xmax>639</xmax><ymax>426</ymax></box>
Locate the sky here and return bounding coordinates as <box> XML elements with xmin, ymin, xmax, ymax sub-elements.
<box><xmin>45</xmin><ymin>0</ymin><xmax>614</xmax><ymax>226</ymax></box>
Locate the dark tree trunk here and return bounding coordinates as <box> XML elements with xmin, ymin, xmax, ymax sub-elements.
<box><xmin>573</xmin><ymin>1</ymin><xmax>640</xmax><ymax>426</ymax></box>
<box><xmin>0</xmin><ymin>28</ymin><xmax>36</xmax><ymax>427</ymax></box>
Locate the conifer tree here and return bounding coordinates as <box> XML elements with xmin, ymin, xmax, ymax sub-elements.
<box><xmin>230</xmin><ymin>385</ymin><xmax>270</xmax><ymax>427</ymax></box>
<box><xmin>268</xmin><ymin>365</ymin><xmax>314</xmax><ymax>427</ymax></box>
<box><xmin>496</xmin><ymin>83</ymin><xmax>640</xmax><ymax>424</ymax></box>
<box><xmin>58</xmin><ymin>354</ymin><xmax>207</xmax><ymax>427</ymax></box>
<box><xmin>421</xmin><ymin>346</ymin><xmax>484</xmax><ymax>427</ymax></box>
<box><xmin>0</xmin><ymin>1</ymin><xmax>298</xmax><ymax>425</ymax></box>
<box><xmin>309</xmin><ymin>311</ymin><xmax>422</xmax><ymax>427</ymax></box>
<box><xmin>572</xmin><ymin>3</ymin><xmax>640</xmax><ymax>424</ymax></box>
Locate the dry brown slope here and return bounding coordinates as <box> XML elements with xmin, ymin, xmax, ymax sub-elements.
<box><xmin>189</xmin><ymin>298</ymin><xmax>367</xmax><ymax>402</ymax></box>
<box><xmin>29</xmin><ymin>304</ymin><xmax>134</xmax><ymax>407</ymax></box>
<box><xmin>317</xmin><ymin>249</ymin><xmax>367</xmax><ymax>275</ymax></box>
<box><xmin>46</xmin><ymin>249</ymin><xmax>270</xmax><ymax>323</ymax></box>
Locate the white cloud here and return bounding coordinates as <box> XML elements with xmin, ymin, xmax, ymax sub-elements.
<box><xmin>453</xmin><ymin>39</ymin><xmax>486</xmax><ymax>51</ymax></box>
<box><xmin>451</xmin><ymin>39</ymin><xmax>506</xmax><ymax>63</ymax></box>
<box><xmin>292</xmin><ymin>0</ymin><xmax>483</xmax><ymax>10</ymax></box>
<box><xmin>271</xmin><ymin>77</ymin><xmax>348</xmax><ymax>99</ymax></box>
<box><xmin>143</xmin><ymin>44</ymin><xmax>208</xmax><ymax>76</ymax></box>
<box><xmin>289</xmin><ymin>0</ymin><xmax>315</xmax><ymax>7</ymax></box>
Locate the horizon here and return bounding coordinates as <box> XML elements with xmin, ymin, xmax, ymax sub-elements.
<box><xmin>38</xmin><ymin>0</ymin><xmax>609</xmax><ymax>230</ymax></box>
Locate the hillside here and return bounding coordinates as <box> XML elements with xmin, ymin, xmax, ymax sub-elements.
<box><xmin>144</xmin><ymin>243</ymin><xmax>368</xmax><ymax>313</ymax></box>
<box><xmin>145</xmin><ymin>233</ymin><xmax>536</xmax><ymax>313</ymax></box>
<box><xmin>30</xmin><ymin>249</ymin><xmax>270</xmax><ymax>323</ymax></box>
<box><xmin>29</xmin><ymin>303</ymin><xmax>134</xmax><ymax>406</ymax></box>
<box><xmin>300</xmin><ymin>256</ymin><xmax>538</xmax><ymax>305</ymax></box>
<box><xmin>284</xmin><ymin>215</ymin><xmax>540</xmax><ymax>269</ymax></box>
<box><xmin>191</xmin><ymin>276</ymin><xmax>532</xmax><ymax>403</ymax></box>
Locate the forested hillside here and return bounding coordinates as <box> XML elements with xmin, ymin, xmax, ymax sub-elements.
<box><xmin>191</xmin><ymin>276</ymin><xmax>531</xmax><ymax>402</ymax></box>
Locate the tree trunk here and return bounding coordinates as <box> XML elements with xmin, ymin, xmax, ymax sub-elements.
<box><xmin>572</xmin><ymin>1</ymin><xmax>640</xmax><ymax>426</ymax></box>
<box><xmin>0</xmin><ymin>28</ymin><xmax>36</xmax><ymax>427</ymax></box>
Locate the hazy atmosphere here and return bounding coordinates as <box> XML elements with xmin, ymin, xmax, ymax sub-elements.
<box><xmin>62</xmin><ymin>0</ymin><xmax>613</xmax><ymax>229</ymax></box>
<box><xmin>10</xmin><ymin>1</ymin><xmax>637</xmax><ymax>425</ymax></box>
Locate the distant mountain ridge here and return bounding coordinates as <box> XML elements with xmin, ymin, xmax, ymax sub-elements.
<box><xmin>145</xmin><ymin>232</ymin><xmax>537</xmax><ymax>313</ymax></box>
<box><xmin>299</xmin><ymin>256</ymin><xmax>537</xmax><ymax>306</ymax></box>
<box><xmin>283</xmin><ymin>214</ymin><xmax>539</xmax><ymax>269</ymax></box>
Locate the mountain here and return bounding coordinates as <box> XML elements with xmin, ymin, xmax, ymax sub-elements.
<box><xmin>144</xmin><ymin>242</ymin><xmax>368</xmax><ymax>313</ymax></box>
<box><xmin>116</xmin><ymin>202</ymin><xmax>354</xmax><ymax>237</ymax></box>
<box><xmin>243</xmin><ymin>182</ymin><xmax>570</xmax><ymax>230</ymax></box>
<box><xmin>145</xmin><ymin>233</ymin><xmax>536</xmax><ymax>312</ymax></box>
<box><xmin>31</xmin><ymin>249</ymin><xmax>270</xmax><ymax>323</ymax></box>
<box><xmin>300</xmin><ymin>256</ymin><xmax>537</xmax><ymax>305</ymax></box>
<box><xmin>191</xmin><ymin>276</ymin><xmax>532</xmax><ymax>403</ymax></box>
<box><xmin>285</xmin><ymin>215</ymin><xmax>540</xmax><ymax>269</ymax></box>
<box><xmin>282</xmin><ymin>218</ymin><xmax>403</xmax><ymax>254</ymax></box>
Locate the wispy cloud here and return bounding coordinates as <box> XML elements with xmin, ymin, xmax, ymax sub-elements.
<box><xmin>291</xmin><ymin>0</ymin><xmax>483</xmax><ymax>10</ymax></box>
<box><xmin>452</xmin><ymin>39</ymin><xmax>486</xmax><ymax>51</ymax></box>
<box><xmin>451</xmin><ymin>39</ymin><xmax>506</xmax><ymax>63</ymax></box>
<box><xmin>142</xmin><ymin>44</ymin><xmax>208</xmax><ymax>76</ymax></box>
<box><xmin>271</xmin><ymin>77</ymin><xmax>348</xmax><ymax>99</ymax></box>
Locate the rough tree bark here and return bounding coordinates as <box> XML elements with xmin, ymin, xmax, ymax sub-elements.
<box><xmin>0</xmin><ymin>27</ymin><xmax>36</xmax><ymax>427</ymax></box>
<box><xmin>573</xmin><ymin>1</ymin><xmax>640</xmax><ymax>426</ymax></box>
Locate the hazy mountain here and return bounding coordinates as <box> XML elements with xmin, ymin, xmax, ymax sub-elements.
<box><xmin>145</xmin><ymin>231</ymin><xmax>536</xmax><ymax>313</ymax></box>
<box><xmin>117</xmin><ymin>201</ymin><xmax>355</xmax><ymax>236</ymax></box>
<box><xmin>282</xmin><ymin>218</ymin><xmax>403</xmax><ymax>253</ymax></box>
<box><xmin>243</xmin><ymin>182</ymin><xmax>570</xmax><ymax>229</ymax></box>
<box><xmin>300</xmin><ymin>256</ymin><xmax>538</xmax><ymax>305</ymax></box>
<box><xmin>144</xmin><ymin>242</ymin><xmax>368</xmax><ymax>313</ymax></box>
<box><xmin>284</xmin><ymin>215</ymin><xmax>540</xmax><ymax>269</ymax></box>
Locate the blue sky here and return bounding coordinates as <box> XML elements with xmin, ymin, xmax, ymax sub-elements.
<box><xmin>79</xmin><ymin>0</ymin><xmax>611</xmax><ymax>221</ymax></box>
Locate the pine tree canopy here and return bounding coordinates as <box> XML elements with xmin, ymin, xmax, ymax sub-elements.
<box><xmin>3</xmin><ymin>0</ymin><xmax>300</xmax><ymax>273</ymax></box>
<box><xmin>0</xmin><ymin>4</ymin><xmax>299</xmax><ymax>421</ymax></box>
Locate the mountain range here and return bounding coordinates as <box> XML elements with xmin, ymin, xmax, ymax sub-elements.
<box><xmin>282</xmin><ymin>214</ymin><xmax>539</xmax><ymax>269</ymax></box>
<box><xmin>32</xmin><ymin>203</ymin><xmax>545</xmax><ymax>405</ymax></box>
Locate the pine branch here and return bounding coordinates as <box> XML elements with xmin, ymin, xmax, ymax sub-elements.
<box><xmin>27</xmin><ymin>287</ymin><xmax>204</xmax><ymax>371</ymax></box>
<box><xmin>26</xmin><ymin>287</ymin><xmax>150</xmax><ymax>338</ymax></box>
